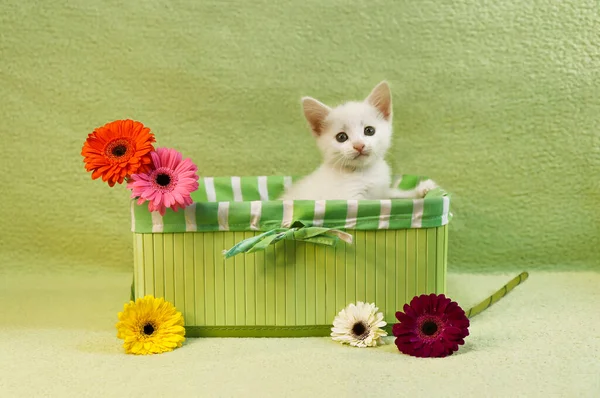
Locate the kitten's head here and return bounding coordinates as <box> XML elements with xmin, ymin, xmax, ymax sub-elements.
<box><xmin>301</xmin><ymin>81</ymin><xmax>393</xmax><ymax>170</ymax></box>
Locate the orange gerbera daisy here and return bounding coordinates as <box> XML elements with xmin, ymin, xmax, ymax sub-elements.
<box><xmin>81</xmin><ymin>119</ymin><xmax>156</xmax><ymax>187</ymax></box>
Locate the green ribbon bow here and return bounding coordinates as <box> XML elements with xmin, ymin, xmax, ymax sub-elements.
<box><xmin>223</xmin><ymin>223</ymin><xmax>353</xmax><ymax>258</ymax></box>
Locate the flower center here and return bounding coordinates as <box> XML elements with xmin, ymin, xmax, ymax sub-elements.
<box><xmin>105</xmin><ymin>138</ymin><xmax>132</xmax><ymax>163</ymax></box>
<box><xmin>151</xmin><ymin>168</ymin><xmax>178</xmax><ymax>192</ymax></box>
<box><xmin>112</xmin><ymin>145</ymin><xmax>127</xmax><ymax>157</ymax></box>
<box><xmin>155</xmin><ymin>173</ymin><xmax>171</xmax><ymax>187</ymax></box>
<box><xmin>421</xmin><ymin>321</ymin><xmax>438</xmax><ymax>336</ymax></box>
<box><xmin>352</xmin><ymin>322</ymin><xmax>369</xmax><ymax>338</ymax></box>
<box><xmin>417</xmin><ymin>316</ymin><xmax>444</xmax><ymax>339</ymax></box>
<box><xmin>143</xmin><ymin>323</ymin><xmax>155</xmax><ymax>336</ymax></box>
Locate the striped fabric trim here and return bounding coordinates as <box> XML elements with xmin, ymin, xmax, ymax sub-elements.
<box><xmin>258</xmin><ymin>176</ymin><xmax>270</xmax><ymax>201</ymax></box>
<box><xmin>204</xmin><ymin>177</ymin><xmax>216</xmax><ymax>202</ymax></box>
<box><xmin>313</xmin><ymin>200</ymin><xmax>326</xmax><ymax>227</ymax></box>
<box><xmin>184</xmin><ymin>203</ymin><xmax>197</xmax><ymax>232</ymax></box>
<box><xmin>410</xmin><ymin>199</ymin><xmax>424</xmax><ymax>228</ymax></box>
<box><xmin>345</xmin><ymin>200</ymin><xmax>358</xmax><ymax>229</ymax></box>
<box><xmin>217</xmin><ymin>202</ymin><xmax>230</xmax><ymax>231</ymax></box>
<box><xmin>250</xmin><ymin>201</ymin><xmax>261</xmax><ymax>231</ymax></box>
<box><xmin>231</xmin><ymin>176</ymin><xmax>243</xmax><ymax>202</ymax></box>
<box><xmin>151</xmin><ymin>212</ymin><xmax>164</xmax><ymax>233</ymax></box>
<box><xmin>131</xmin><ymin>175</ymin><xmax>452</xmax><ymax>233</ymax></box>
<box><xmin>378</xmin><ymin>199</ymin><xmax>392</xmax><ymax>229</ymax></box>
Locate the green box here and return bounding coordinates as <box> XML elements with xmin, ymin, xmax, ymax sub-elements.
<box><xmin>131</xmin><ymin>175</ymin><xmax>451</xmax><ymax>337</ymax></box>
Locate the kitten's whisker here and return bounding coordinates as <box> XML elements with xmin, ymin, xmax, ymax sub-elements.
<box><xmin>331</xmin><ymin>153</ymin><xmax>346</xmax><ymax>171</ymax></box>
<box><xmin>341</xmin><ymin>157</ymin><xmax>351</xmax><ymax>171</ymax></box>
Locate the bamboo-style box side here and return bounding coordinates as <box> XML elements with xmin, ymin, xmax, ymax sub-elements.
<box><xmin>131</xmin><ymin>175</ymin><xmax>451</xmax><ymax>337</ymax></box>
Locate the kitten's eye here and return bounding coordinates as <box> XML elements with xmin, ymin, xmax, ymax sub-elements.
<box><xmin>336</xmin><ymin>132</ymin><xmax>348</xmax><ymax>142</ymax></box>
<box><xmin>364</xmin><ymin>126</ymin><xmax>376</xmax><ymax>136</ymax></box>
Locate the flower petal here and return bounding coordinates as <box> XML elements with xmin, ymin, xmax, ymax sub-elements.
<box><xmin>392</xmin><ymin>293</ymin><xmax>470</xmax><ymax>358</ymax></box>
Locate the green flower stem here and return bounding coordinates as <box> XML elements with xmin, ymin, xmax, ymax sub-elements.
<box><xmin>465</xmin><ymin>271</ymin><xmax>529</xmax><ymax>319</ymax></box>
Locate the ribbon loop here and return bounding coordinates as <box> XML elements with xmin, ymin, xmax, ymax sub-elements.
<box><xmin>223</xmin><ymin>226</ymin><xmax>353</xmax><ymax>258</ymax></box>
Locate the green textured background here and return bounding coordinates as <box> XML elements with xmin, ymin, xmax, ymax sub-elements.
<box><xmin>1</xmin><ymin>0</ymin><xmax>599</xmax><ymax>273</ymax></box>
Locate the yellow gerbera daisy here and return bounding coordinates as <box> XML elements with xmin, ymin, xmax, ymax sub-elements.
<box><xmin>116</xmin><ymin>295</ymin><xmax>186</xmax><ymax>355</ymax></box>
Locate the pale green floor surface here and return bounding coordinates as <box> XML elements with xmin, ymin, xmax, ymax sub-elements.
<box><xmin>0</xmin><ymin>268</ymin><xmax>598</xmax><ymax>397</ymax></box>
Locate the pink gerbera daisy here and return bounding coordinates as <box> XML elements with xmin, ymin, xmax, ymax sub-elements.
<box><xmin>127</xmin><ymin>148</ymin><xmax>199</xmax><ymax>216</ymax></box>
<box><xmin>392</xmin><ymin>293</ymin><xmax>470</xmax><ymax>358</ymax></box>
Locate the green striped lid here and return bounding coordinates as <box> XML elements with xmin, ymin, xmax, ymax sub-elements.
<box><xmin>131</xmin><ymin>174</ymin><xmax>451</xmax><ymax>233</ymax></box>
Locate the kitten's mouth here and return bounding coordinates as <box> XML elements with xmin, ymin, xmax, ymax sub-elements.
<box><xmin>353</xmin><ymin>152</ymin><xmax>369</xmax><ymax>159</ymax></box>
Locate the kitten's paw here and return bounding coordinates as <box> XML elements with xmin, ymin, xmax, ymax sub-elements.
<box><xmin>416</xmin><ymin>179</ymin><xmax>438</xmax><ymax>198</ymax></box>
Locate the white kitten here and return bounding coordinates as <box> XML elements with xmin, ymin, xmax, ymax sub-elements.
<box><xmin>279</xmin><ymin>81</ymin><xmax>436</xmax><ymax>201</ymax></box>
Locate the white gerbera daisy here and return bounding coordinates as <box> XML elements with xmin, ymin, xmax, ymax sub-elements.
<box><xmin>330</xmin><ymin>302</ymin><xmax>387</xmax><ymax>347</ymax></box>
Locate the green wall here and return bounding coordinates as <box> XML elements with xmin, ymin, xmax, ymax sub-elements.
<box><xmin>1</xmin><ymin>0</ymin><xmax>598</xmax><ymax>273</ymax></box>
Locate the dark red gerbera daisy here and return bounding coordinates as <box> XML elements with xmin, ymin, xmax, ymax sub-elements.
<box><xmin>392</xmin><ymin>293</ymin><xmax>470</xmax><ymax>358</ymax></box>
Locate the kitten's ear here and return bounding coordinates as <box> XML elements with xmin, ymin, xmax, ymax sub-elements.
<box><xmin>302</xmin><ymin>97</ymin><xmax>331</xmax><ymax>136</ymax></box>
<box><xmin>366</xmin><ymin>81</ymin><xmax>392</xmax><ymax>120</ymax></box>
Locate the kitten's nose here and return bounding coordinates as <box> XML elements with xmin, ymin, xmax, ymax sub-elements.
<box><xmin>353</xmin><ymin>143</ymin><xmax>365</xmax><ymax>153</ymax></box>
